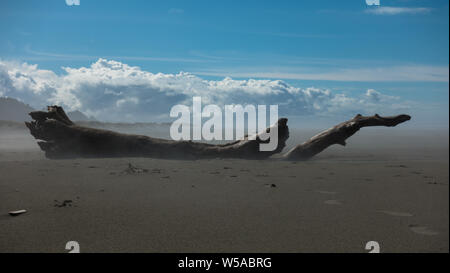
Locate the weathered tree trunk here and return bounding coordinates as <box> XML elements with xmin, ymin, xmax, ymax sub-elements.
<box><xmin>25</xmin><ymin>106</ymin><xmax>410</xmax><ymax>160</ymax></box>
<box><xmin>283</xmin><ymin>114</ymin><xmax>411</xmax><ymax>160</ymax></box>
<box><xmin>25</xmin><ymin>106</ymin><xmax>289</xmax><ymax>160</ymax></box>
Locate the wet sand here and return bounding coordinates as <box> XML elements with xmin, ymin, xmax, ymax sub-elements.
<box><xmin>0</xmin><ymin>126</ymin><xmax>448</xmax><ymax>253</ymax></box>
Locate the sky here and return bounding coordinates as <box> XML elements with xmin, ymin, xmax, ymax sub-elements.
<box><xmin>0</xmin><ymin>0</ymin><xmax>448</xmax><ymax>128</ymax></box>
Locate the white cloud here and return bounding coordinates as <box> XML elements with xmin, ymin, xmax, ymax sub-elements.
<box><xmin>194</xmin><ymin>65</ymin><xmax>449</xmax><ymax>82</ymax></box>
<box><xmin>0</xmin><ymin>58</ymin><xmax>411</xmax><ymax>122</ymax></box>
<box><xmin>365</xmin><ymin>88</ymin><xmax>399</xmax><ymax>102</ymax></box>
<box><xmin>22</xmin><ymin>48</ymin><xmax>449</xmax><ymax>83</ymax></box>
<box><xmin>365</xmin><ymin>6</ymin><xmax>432</xmax><ymax>15</ymax></box>
<box><xmin>116</xmin><ymin>97</ymin><xmax>139</xmax><ymax>107</ymax></box>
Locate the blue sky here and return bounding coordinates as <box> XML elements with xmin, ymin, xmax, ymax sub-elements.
<box><xmin>0</xmin><ymin>0</ymin><xmax>448</xmax><ymax>128</ymax></box>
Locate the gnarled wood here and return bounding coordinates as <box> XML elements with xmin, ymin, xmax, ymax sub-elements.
<box><xmin>282</xmin><ymin>114</ymin><xmax>411</xmax><ymax>160</ymax></box>
<box><xmin>25</xmin><ymin>106</ymin><xmax>411</xmax><ymax>160</ymax></box>
<box><xmin>25</xmin><ymin>106</ymin><xmax>289</xmax><ymax>160</ymax></box>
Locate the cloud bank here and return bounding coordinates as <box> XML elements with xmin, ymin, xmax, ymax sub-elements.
<box><xmin>194</xmin><ymin>65</ymin><xmax>449</xmax><ymax>82</ymax></box>
<box><xmin>365</xmin><ymin>6</ymin><xmax>432</xmax><ymax>15</ymax></box>
<box><xmin>0</xmin><ymin>59</ymin><xmax>411</xmax><ymax>122</ymax></box>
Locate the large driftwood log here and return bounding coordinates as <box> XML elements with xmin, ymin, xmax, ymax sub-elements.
<box><xmin>25</xmin><ymin>106</ymin><xmax>289</xmax><ymax>160</ymax></box>
<box><xmin>283</xmin><ymin>114</ymin><xmax>411</xmax><ymax>160</ymax></box>
<box><xmin>26</xmin><ymin>106</ymin><xmax>410</xmax><ymax>160</ymax></box>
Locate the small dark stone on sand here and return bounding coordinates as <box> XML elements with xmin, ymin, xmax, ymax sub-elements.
<box><xmin>54</xmin><ymin>200</ymin><xmax>73</xmax><ymax>208</ymax></box>
<box><xmin>121</xmin><ymin>163</ymin><xmax>149</xmax><ymax>174</ymax></box>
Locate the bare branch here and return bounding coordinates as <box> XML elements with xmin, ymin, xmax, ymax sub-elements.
<box><xmin>282</xmin><ymin>114</ymin><xmax>411</xmax><ymax>161</ymax></box>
